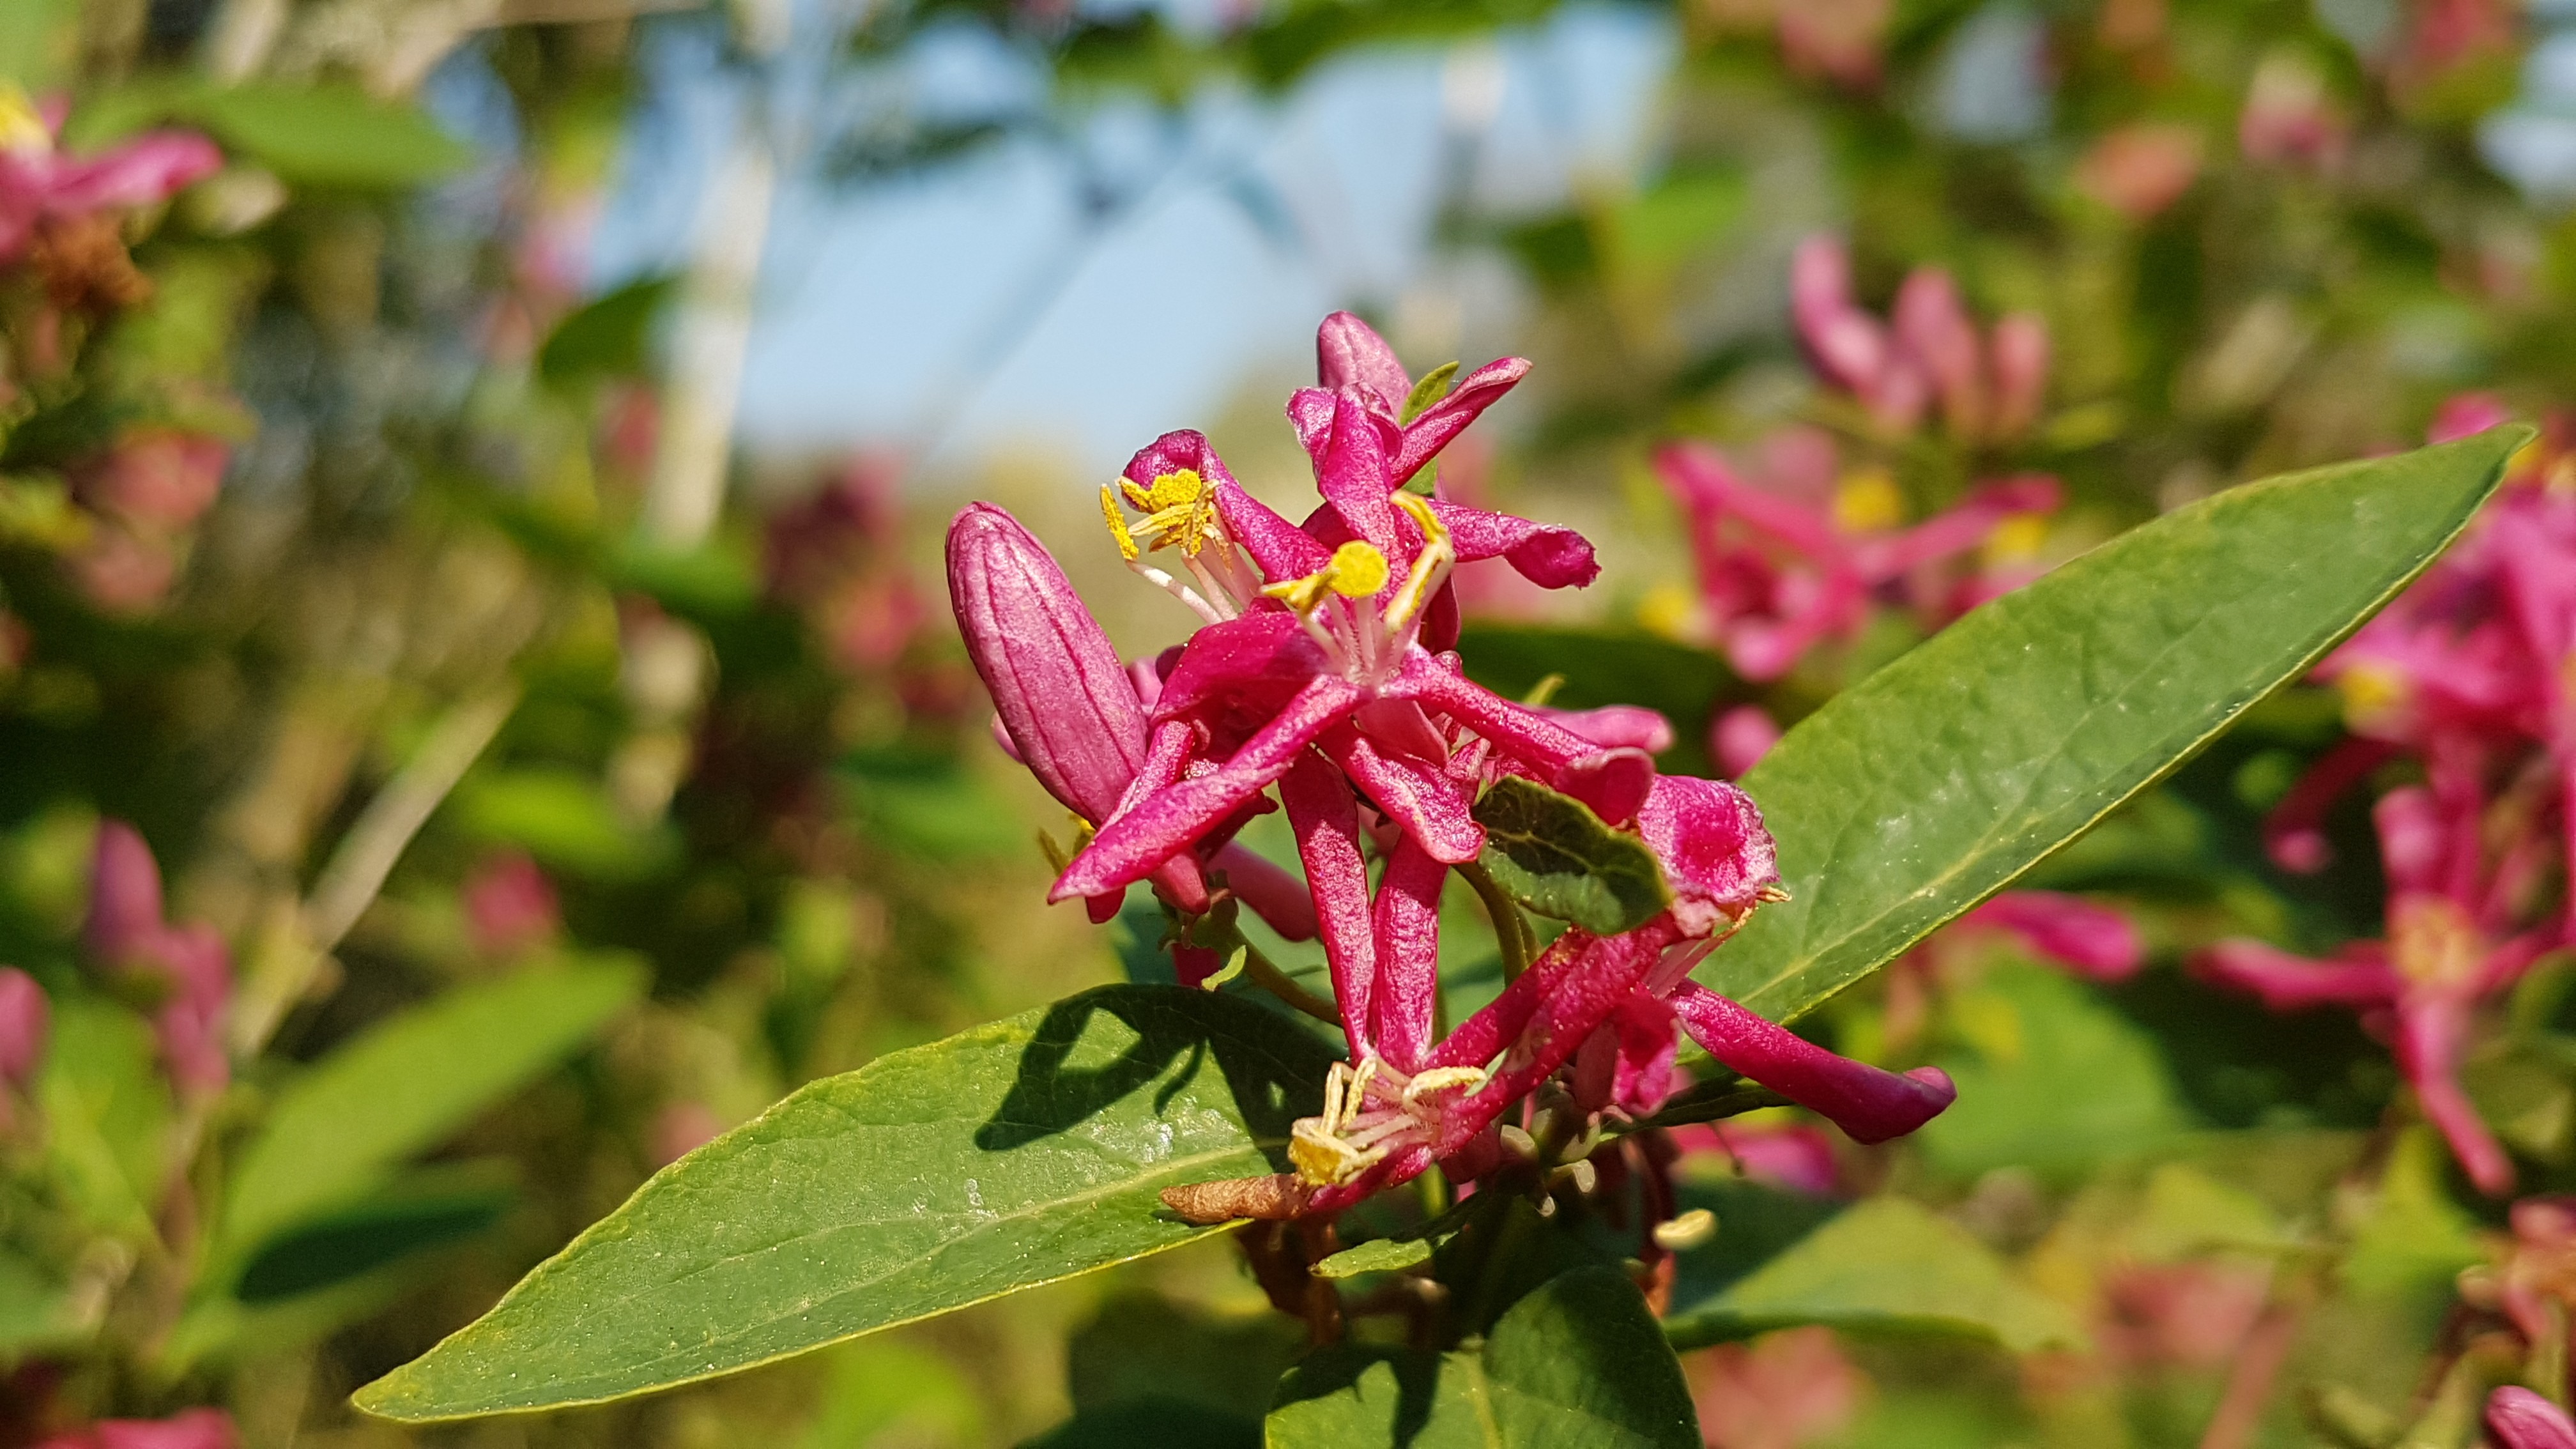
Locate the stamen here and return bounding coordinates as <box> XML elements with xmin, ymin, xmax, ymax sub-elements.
<box><xmin>1381</xmin><ymin>493</ymin><xmax>1455</xmax><ymax>632</ymax></box>
<box><xmin>1400</xmin><ymin>1065</ymin><xmax>1487</xmax><ymax>1105</ymax></box>
<box><xmin>1262</xmin><ymin>540</ymin><xmax>1390</xmax><ymax>613</ymax></box>
<box><xmin>1101</xmin><ymin>485</ymin><xmax>1141</xmax><ymax>562</ymax></box>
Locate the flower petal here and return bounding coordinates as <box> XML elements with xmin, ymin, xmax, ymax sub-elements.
<box><xmin>1315</xmin><ymin>310</ymin><xmax>1411</xmax><ymax>412</ymax></box>
<box><xmin>2488</xmin><ymin>1388</ymin><xmax>2576</xmax><ymax>1449</ymax></box>
<box><xmin>1210</xmin><ymin>841</ymin><xmax>1317</xmax><ymax>942</ymax></box>
<box><xmin>1636</xmin><ymin>776</ymin><xmax>1781</xmax><ymax>937</ymax></box>
<box><xmin>1392</xmin><ymin>356</ymin><xmax>1529</xmax><ymax>483</ymax></box>
<box><xmin>2195</xmin><ymin>940</ymin><xmax>2396</xmax><ymax>1011</ymax></box>
<box><xmin>1537</xmin><ymin>704</ymin><xmax>1675</xmax><ymax>755</ymax></box>
<box><xmin>1958</xmin><ymin>891</ymin><xmax>2144</xmax><ymax>982</ymax></box>
<box><xmin>1667</xmin><ymin>982</ymin><xmax>1955</xmax><ymax>1144</ymax></box>
<box><xmin>1322</xmin><ymin>723</ymin><xmax>1484</xmax><ymax>865</ymax></box>
<box><xmin>1370</xmin><ymin>839</ymin><xmax>1448</xmax><ymax>1070</ymax></box>
<box><xmin>1431</xmin><ymin>500</ymin><xmax>1599</xmax><ymax>589</ymax></box>
<box><xmin>1123</xmin><ymin>429</ymin><xmax>1330</xmax><ymax>581</ymax></box>
<box><xmin>1282</xmin><ymin>747</ymin><xmax>1376</xmax><ymax>1054</ymax></box>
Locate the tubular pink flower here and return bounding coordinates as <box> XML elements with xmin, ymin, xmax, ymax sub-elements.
<box><xmin>1539</xmin><ymin>704</ymin><xmax>1674</xmax><ymax>755</ymax></box>
<box><xmin>1281</xmin><ymin>747</ymin><xmax>1378</xmax><ymax>1054</ymax></box>
<box><xmin>0</xmin><ymin>103</ymin><xmax>222</xmax><ymax>263</ymax></box>
<box><xmin>1667</xmin><ymin>983</ymin><xmax>1959</xmax><ymax>1144</ymax></box>
<box><xmin>2488</xmin><ymin>1388</ymin><xmax>2576</xmax><ymax>1449</ymax></box>
<box><xmin>0</xmin><ymin>967</ymin><xmax>47</xmax><ymax>1090</ymax></box>
<box><xmin>37</xmin><ymin>1407</ymin><xmax>238</xmax><ymax>1449</ymax></box>
<box><xmin>83</xmin><ymin>821</ymin><xmax>231</xmax><ymax>1096</ymax></box>
<box><xmin>1788</xmin><ymin>234</ymin><xmax>2058</xmax><ymax>444</ymax></box>
<box><xmin>1956</xmin><ymin>891</ymin><xmax>2146</xmax><ymax>981</ymax></box>
<box><xmin>1658</xmin><ymin>443</ymin><xmax>2060</xmax><ymax>681</ymax></box>
<box><xmin>1713</xmin><ymin>703</ymin><xmax>1782</xmax><ymax>778</ymax></box>
<box><xmin>1311</xmin><ymin>310</ymin><xmax>1540</xmax><ymax>491</ymax></box>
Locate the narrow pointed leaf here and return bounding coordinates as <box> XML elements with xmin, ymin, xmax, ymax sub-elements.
<box><xmin>1473</xmin><ymin>776</ymin><xmax>1671</xmax><ymax>936</ymax></box>
<box><xmin>355</xmin><ymin>985</ymin><xmax>1335</xmax><ymax>1421</ymax></box>
<box><xmin>1268</xmin><ymin>1267</ymin><xmax>1699</xmax><ymax>1448</ymax></box>
<box><xmin>1704</xmin><ymin>429</ymin><xmax>2522</xmax><ymax>1021</ymax></box>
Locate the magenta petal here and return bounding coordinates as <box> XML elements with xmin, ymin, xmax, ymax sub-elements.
<box><xmin>47</xmin><ymin>130</ymin><xmax>223</xmax><ymax>211</ymax></box>
<box><xmin>1552</xmin><ymin>748</ymin><xmax>1655</xmax><ymax>827</ymax></box>
<box><xmin>1636</xmin><ymin>776</ymin><xmax>1781</xmax><ymax>937</ymax></box>
<box><xmin>1283</xmin><ymin>747</ymin><xmax>1376</xmax><ymax>1052</ymax></box>
<box><xmin>1316</xmin><ymin>311</ymin><xmax>1411</xmax><ymax>411</ymax></box>
<box><xmin>2196</xmin><ymin>940</ymin><xmax>2396</xmax><ymax>1011</ymax></box>
<box><xmin>947</xmin><ymin>504</ymin><xmax>1145</xmax><ymax>824</ymax></box>
<box><xmin>86</xmin><ymin>820</ymin><xmax>167</xmax><ymax>965</ymax></box>
<box><xmin>1211</xmin><ymin>841</ymin><xmax>1317</xmax><ymax>942</ymax></box>
<box><xmin>1431</xmin><ymin>501</ymin><xmax>1599</xmax><ymax>589</ymax></box>
<box><xmin>1712</xmin><ymin>704</ymin><xmax>1781</xmax><ymax>779</ymax></box>
<box><xmin>1153</xmin><ymin>610</ymin><xmax>1331</xmax><ymax>724</ymax></box>
<box><xmin>2372</xmin><ymin>787</ymin><xmax>2448</xmax><ymax>898</ymax></box>
<box><xmin>2261</xmin><ymin>736</ymin><xmax>2398</xmax><ymax>873</ymax></box>
<box><xmin>1959</xmin><ymin>891</ymin><xmax>2144</xmax><ymax>982</ymax></box>
<box><xmin>1305</xmin><ymin>388</ymin><xmax>1405</xmax><ymax>560</ymax></box>
<box><xmin>1397</xmin><ymin>662</ymin><xmax>1597</xmax><ymax>773</ymax></box>
<box><xmin>1438</xmin><ymin>928</ymin><xmax>1670</xmax><ymax>1151</ymax></box>
<box><xmin>2398</xmin><ymin>995</ymin><xmax>2515</xmax><ymax>1195</ymax></box>
<box><xmin>1370</xmin><ymin>840</ymin><xmax>1448</xmax><ymax>1070</ymax></box>
<box><xmin>1052</xmin><ymin>675</ymin><xmax>1363</xmax><ymax>901</ymax></box>
<box><xmin>1324</xmin><ymin>724</ymin><xmax>1484</xmax><ymax>864</ymax></box>
<box><xmin>1667</xmin><ymin>982</ymin><xmax>1955</xmax><ymax>1144</ymax></box>
<box><xmin>1609</xmin><ymin>992</ymin><xmax>1682</xmax><ymax>1115</ymax></box>
<box><xmin>1392</xmin><ymin>356</ymin><xmax>1530</xmax><ymax>483</ymax></box>
<box><xmin>2488</xmin><ymin>1388</ymin><xmax>2576</xmax><ymax>1449</ymax></box>
<box><xmin>1536</xmin><ymin>703</ymin><xmax>1674</xmax><ymax>755</ymax></box>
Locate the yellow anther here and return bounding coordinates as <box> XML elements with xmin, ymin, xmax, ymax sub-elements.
<box><xmin>2391</xmin><ymin>896</ymin><xmax>2482</xmax><ymax>990</ymax></box>
<box><xmin>1328</xmin><ymin>541</ymin><xmax>1389</xmax><ymax>597</ymax></box>
<box><xmin>2335</xmin><ymin>663</ymin><xmax>2408</xmax><ymax>727</ymax></box>
<box><xmin>1382</xmin><ymin>493</ymin><xmax>1455</xmax><ymax>632</ymax></box>
<box><xmin>0</xmin><ymin>86</ymin><xmax>48</xmax><ymax>157</ymax></box>
<box><xmin>1100</xmin><ymin>484</ymin><xmax>1141</xmax><ymax>562</ymax></box>
<box><xmin>1390</xmin><ymin>489</ymin><xmax>1448</xmax><ymax>546</ymax></box>
<box><xmin>1107</xmin><ymin>470</ymin><xmax>1222</xmax><ymax>557</ymax></box>
<box><xmin>1144</xmin><ymin>469</ymin><xmax>1203</xmax><ymax>510</ymax></box>
<box><xmin>1400</xmin><ymin>1065</ymin><xmax>1485</xmax><ymax>1107</ymax></box>
<box><xmin>1832</xmin><ymin>468</ymin><xmax>1905</xmax><ymax>533</ymax></box>
<box><xmin>1289</xmin><ymin>1118</ymin><xmax>1387</xmax><ymax>1185</ymax></box>
<box><xmin>1983</xmin><ymin>512</ymin><xmax>2049</xmax><ymax>565</ymax></box>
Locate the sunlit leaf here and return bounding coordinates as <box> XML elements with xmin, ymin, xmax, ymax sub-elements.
<box><xmin>1706</xmin><ymin>430</ymin><xmax>2523</xmax><ymax>1022</ymax></box>
<box><xmin>40</xmin><ymin>999</ymin><xmax>172</xmax><ymax>1239</ymax></box>
<box><xmin>354</xmin><ymin>985</ymin><xmax>1337</xmax><ymax>1421</ymax></box>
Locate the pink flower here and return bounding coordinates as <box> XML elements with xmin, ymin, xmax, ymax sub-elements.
<box><xmin>2488</xmin><ymin>1388</ymin><xmax>2576</xmax><ymax>1449</ymax></box>
<box><xmin>1788</xmin><ymin>236</ymin><xmax>2050</xmax><ymax>443</ymax></box>
<box><xmin>1952</xmin><ymin>891</ymin><xmax>2145</xmax><ymax>982</ymax></box>
<box><xmin>1691</xmin><ymin>1326</ymin><xmax>1865</xmax><ymax>1449</ymax></box>
<box><xmin>1657</xmin><ymin>441</ymin><xmax>2060</xmax><ymax>680</ymax></box>
<box><xmin>2239</xmin><ymin>54</ymin><xmax>2347</xmax><ymax>168</ymax></box>
<box><xmin>1712</xmin><ymin>704</ymin><xmax>1782</xmax><ymax>778</ymax></box>
<box><xmin>2199</xmin><ymin>786</ymin><xmax>2559</xmax><ymax>1195</ymax></box>
<box><xmin>84</xmin><ymin>821</ymin><xmax>231</xmax><ymax>1097</ymax></box>
<box><xmin>2074</xmin><ymin>124</ymin><xmax>2204</xmax><ymax>220</ymax></box>
<box><xmin>1672</xmin><ymin>1119</ymin><xmax>1841</xmax><ymax>1196</ymax></box>
<box><xmin>37</xmin><ymin>1407</ymin><xmax>236</xmax><ymax>1449</ymax></box>
<box><xmin>0</xmin><ymin>91</ymin><xmax>222</xmax><ymax>266</ymax></box>
<box><xmin>0</xmin><ymin>967</ymin><xmax>49</xmax><ymax>1091</ymax></box>
<box><xmin>76</xmin><ymin>430</ymin><xmax>227</xmax><ymax>531</ymax></box>
<box><xmin>462</xmin><ymin>852</ymin><xmax>560</xmax><ymax>958</ymax></box>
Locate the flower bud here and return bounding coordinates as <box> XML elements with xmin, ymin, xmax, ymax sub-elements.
<box><xmin>2488</xmin><ymin>1388</ymin><xmax>2576</xmax><ymax>1449</ymax></box>
<box><xmin>0</xmin><ymin>967</ymin><xmax>47</xmax><ymax>1089</ymax></box>
<box><xmin>946</xmin><ymin>503</ymin><xmax>1147</xmax><ymax>824</ymax></box>
<box><xmin>1669</xmin><ymin>983</ymin><xmax>1955</xmax><ymax>1144</ymax></box>
<box><xmin>85</xmin><ymin>819</ymin><xmax>166</xmax><ymax>966</ymax></box>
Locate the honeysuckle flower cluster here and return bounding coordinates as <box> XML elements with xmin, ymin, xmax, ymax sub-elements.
<box><xmin>2202</xmin><ymin>399</ymin><xmax>2576</xmax><ymax>1195</ymax></box>
<box><xmin>949</xmin><ymin>313</ymin><xmax>1956</xmax><ymax>1223</ymax></box>
<box><xmin>1789</xmin><ymin>235</ymin><xmax>2049</xmax><ymax>446</ymax></box>
<box><xmin>84</xmin><ymin>821</ymin><xmax>231</xmax><ymax>1098</ymax></box>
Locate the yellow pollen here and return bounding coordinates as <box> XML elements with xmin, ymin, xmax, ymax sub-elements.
<box><xmin>0</xmin><ymin>87</ymin><xmax>47</xmax><ymax>157</ymax></box>
<box><xmin>1329</xmin><ymin>542</ymin><xmax>1389</xmax><ymax>597</ymax></box>
<box><xmin>1983</xmin><ymin>512</ymin><xmax>2049</xmax><ymax>565</ymax></box>
<box><xmin>1400</xmin><ymin>1065</ymin><xmax>1485</xmax><ymax>1106</ymax></box>
<box><xmin>2335</xmin><ymin>663</ymin><xmax>2409</xmax><ymax>727</ymax></box>
<box><xmin>1832</xmin><ymin>468</ymin><xmax>1905</xmax><ymax>533</ymax></box>
<box><xmin>1144</xmin><ymin>469</ymin><xmax>1203</xmax><ymax>510</ymax></box>
<box><xmin>1100</xmin><ymin>484</ymin><xmax>1140</xmax><ymax>562</ymax></box>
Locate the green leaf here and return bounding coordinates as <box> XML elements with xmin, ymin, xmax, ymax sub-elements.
<box><xmin>1472</xmin><ymin>776</ymin><xmax>1671</xmax><ymax>936</ymax></box>
<box><xmin>221</xmin><ymin>964</ymin><xmax>640</xmax><ymax>1259</ymax></box>
<box><xmin>234</xmin><ymin>1172</ymin><xmax>516</xmax><ymax>1303</ymax></box>
<box><xmin>450</xmin><ymin>767</ymin><xmax>676</xmax><ymax>880</ymax></box>
<box><xmin>353</xmin><ymin>985</ymin><xmax>1338</xmax><ymax>1421</ymax></box>
<box><xmin>1022</xmin><ymin>1400</ymin><xmax>1260</xmax><ymax>1449</ymax></box>
<box><xmin>1312</xmin><ymin>1236</ymin><xmax>1435</xmax><ymax>1279</ymax></box>
<box><xmin>40</xmin><ymin>999</ymin><xmax>174</xmax><ymax>1239</ymax></box>
<box><xmin>0</xmin><ymin>1247</ymin><xmax>77</xmax><ymax>1355</ymax></box>
<box><xmin>1915</xmin><ymin>963</ymin><xmax>2191</xmax><ymax>1183</ymax></box>
<box><xmin>1662</xmin><ymin>1197</ymin><xmax>2083</xmax><ymax>1354</ymax></box>
<box><xmin>1268</xmin><ymin>1267</ymin><xmax>1699</xmax><ymax>1448</ymax></box>
<box><xmin>537</xmin><ymin>275</ymin><xmax>676</xmax><ymax>391</ymax></box>
<box><xmin>1706</xmin><ymin>430</ymin><xmax>2523</xmax><ymax>1023</ymax></box>
<box><xmin>194</xmin><ymin>84</ymin><xmax>470</xmax><ymax>186</ymax></box>
<box><xmin>1400</xmin><ymin>361</ymin><xmax>1460</xmax><ymax>424</ymax></box>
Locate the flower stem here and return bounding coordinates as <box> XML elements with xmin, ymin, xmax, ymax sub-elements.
<box><xmin>1457</xmin><ymin>859</ymin><xmax>1534</xmax><ymax>983</ymax></box>
<box><xmin>1239</xmin><ymin>943</ymin><xmax>1345</xmax><ymax>1027</ymax></box>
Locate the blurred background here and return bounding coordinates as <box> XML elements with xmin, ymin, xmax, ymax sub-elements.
<box><xmin>11</xmin><ymin>0</ymin><xmax>2576</xmax><ymax>1444</ymax></box>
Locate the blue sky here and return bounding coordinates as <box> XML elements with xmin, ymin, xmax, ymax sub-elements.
<box><xmin>576</xmin><ymin>4</ymin><xmax>1675</xmax><ymax>473</ymax></box>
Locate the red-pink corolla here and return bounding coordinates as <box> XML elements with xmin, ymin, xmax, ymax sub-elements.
<box><xmin>1657</xmin><ymin>440</ymin><xmax>2060</xmax><ymax>681</ymax></box>
<box><xmin>84</xmin><ymin>820</ymin><xmax>231</xmax><ymax>1097</ymax></box>
<box><xmin>1790</xmin><ymin>235</ymin><xmax>2048</xmax><ymax>444</ymax></box>
<box><xmin>0</xmin><ymin>89</ymin><xmax>220</xmax><ymax>267</ymax></box>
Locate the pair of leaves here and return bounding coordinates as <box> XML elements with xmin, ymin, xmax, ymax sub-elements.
<box><xmin>356</xmin><ymin>433</ymin><xmax>2515</xmax><ymax>1423</ymax></box>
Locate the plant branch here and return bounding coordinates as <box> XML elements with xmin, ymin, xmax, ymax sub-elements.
<box><xmin>1457</xmin><ymin>858</ymin><xmax>1533</xmax><ymax>983</ymax></box>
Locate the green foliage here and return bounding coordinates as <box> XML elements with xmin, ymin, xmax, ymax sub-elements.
<box><xmin>1707</xmin><ymin>431</ymin><xmax>2521</xmax><ymax>1023</ymax></box>
<box><xmin>1267</xmin><ymin>1268</ymin><xmax>1700</xmax><ymax>1448</ymax></box>
<box><xmin>1916</xmin><ymin>962</ymin><xmax>2191</xmax><ymax>1181</ymax></box>
<box><xmin>1662</xmin><ymin>1197</ymin><xmax>2083</xmax><ymax>1354</ymax></box>
<box><xmin>353</xmin><ymin>985</ymin><xmax>1338</xmax><ymax>1420</ymax></box>
<box><xmin>218</xmin><ymin>963</ymin><xmax>641</xmax><ymax>1262</ymax></box>
<box><xmin>39</xmin><ymin>999</ymin><xmax>173</xmax><ymax>1240</ymax></box>
<box><xmin>1471</xmin><ymin>776</ymin><xmax>1672</xmax><ymax>936</ymax></box>
<box><xmin>71</xmin><ymin>80</ymin><xmax>470</xmax><ymax>186</ymax></box>
<box><xmin>537</xmin><ymin>276</ymin><xmax>677</xmax><ymax>392</ymax></box>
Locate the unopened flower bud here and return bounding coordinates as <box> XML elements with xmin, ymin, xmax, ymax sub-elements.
<box><xmin>946</xmin><ymin>503</ymin><xmax>1147</xmax><ymax>824</ymax></box>
<box><xmin>0</xmin><ymin>967</ymin><xmax>47</xmax><ymax>1089</ymax></box>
